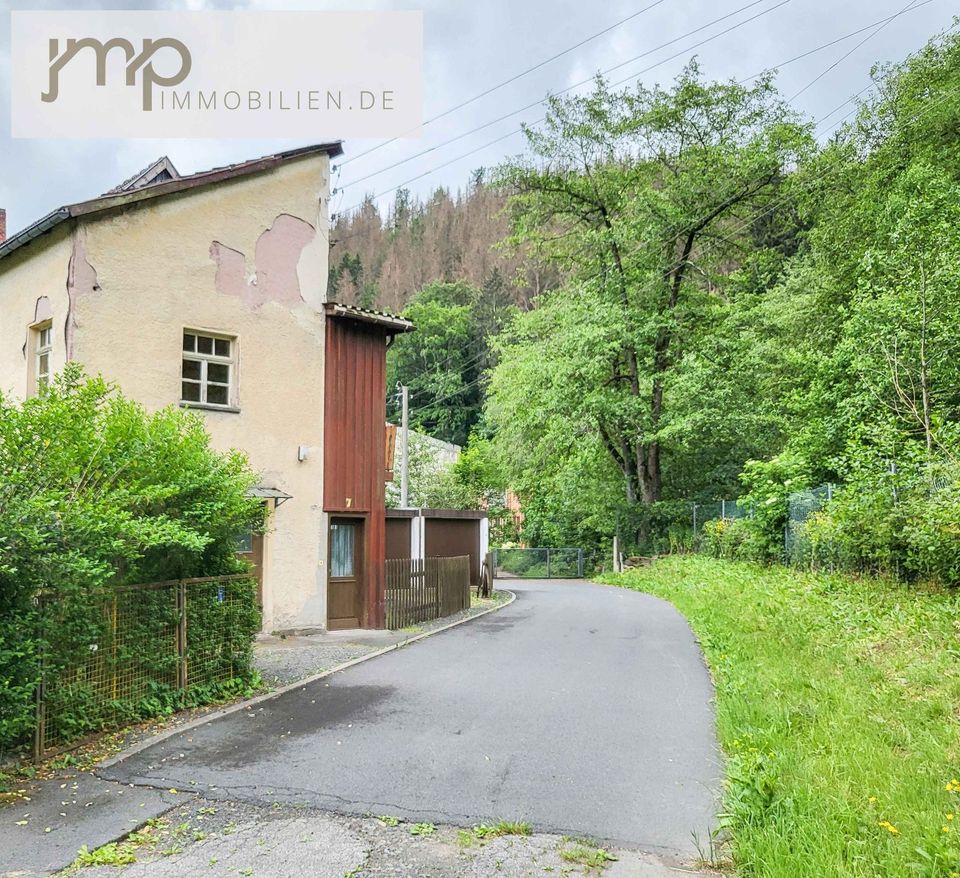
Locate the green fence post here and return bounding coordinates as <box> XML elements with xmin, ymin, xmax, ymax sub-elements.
<box><xmin>33</xmin><ymin>600</ymin><xmax>45</xmax><ymax>763</ymax></box>
<box><xmin>177</xmin><ymin>580</ymin><xmax>188</xmax><ymax>691</ymax></box>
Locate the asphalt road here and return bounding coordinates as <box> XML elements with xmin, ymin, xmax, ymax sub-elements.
<box><xmin>101</xmin><ymin>579</ymin><xmax>720</xmax><ymax>857</ymax></box>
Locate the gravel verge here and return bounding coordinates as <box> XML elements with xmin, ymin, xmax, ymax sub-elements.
<box><xmin>254</xmin><ymin>591</ymin><xmax>510</xmax><ymax>688</ymax></box>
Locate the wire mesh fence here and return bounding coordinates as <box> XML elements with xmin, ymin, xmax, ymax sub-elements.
<box><xmin>385</xmin><ymin>555</ymin><xmax>471</xmax><ymax>629</ymax></box>
<box><xmin>493</xmin><ymin>548</ymin><xmax>585</xmax><ymax>578</ymax></box>
<box><xmin>34</xmin><ymin>574</ymin><xmax>259</xmax><ymax>760</ymax></box>
<box><xmin>691</xmin><ymin>499</ymin><xmax>751</xmax><ymax>548</ymax></box>
<box><xmin>785</xmin><ymin>484</ymin><xmax>834</xmax><ymax>564</ymax></box>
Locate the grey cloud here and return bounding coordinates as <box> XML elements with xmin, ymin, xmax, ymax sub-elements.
<box><xmin>0</xmin><ymin>0</ymin><xmax>953</xmax><ymax>234</ymax></box>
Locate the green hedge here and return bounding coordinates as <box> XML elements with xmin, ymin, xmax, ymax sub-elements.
<box><xmin>0</xmin><ymin>368</ymin><xmax>263</xmax><ymax>754</ymax></box>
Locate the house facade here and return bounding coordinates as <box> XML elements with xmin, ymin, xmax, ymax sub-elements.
<box><xmin>0</xmin><ymin>144</ymin><xmax>412</xmax><ymax>633</ymax></box>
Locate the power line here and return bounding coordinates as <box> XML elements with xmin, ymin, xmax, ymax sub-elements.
<box><xmin>395</xmin><ymin>68</ymin><xmax>960</xmax><ymax>423</ymax></box>
<box><xmin>409</xmin><ymin>373</ymin><xmax>489</xmax><ymax>415</ymax></box>
<box><xmin>340</xmin><ymin>0</ymin><xmax>780</xmax><ymax>191</ymax></box>
<box><xmin>737</xmin><ymin>0</ymin><xmax>935</xmax><ymax>84</ymax></box>
<box><xmin>398</xmin><ymin>347</ymin><xmax>492</xmax><ymax>406</ymax></box>
<box><xmin>340</xmin><ymin>0</ymin><xmax>934</xmax><ymax>210</ymax></box>
<box><xmin>334</xmin><ymin>2</ymin><xmax>943</xmax><ymax>235</ymax></box>
<box><xmin>349</xmin><ymin>20</ymin><xmax>960</xmax><ymax>439</ymax></box>
<box><xmin>336</xmin><ymin>0</ymin><xmax>789</xmax><ymax>215</ymax></box>
<box><xmin>341</xmin><ymin>0</ymin><xmax>670</xmax><ymax>167</ymax></box>
<box><xmin>788</xmin><ymin>0</ymin><xmax>923</xmax><ymax>101</ymax></box>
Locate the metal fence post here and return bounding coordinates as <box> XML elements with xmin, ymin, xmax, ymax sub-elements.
<box><xmin>721</xmin><ymin>499</ymin><xmax>726</xmax><ymax>520</ymax></box>
<box><xmin>177</xmin><ymin>580</ymin><xmax>188</xmax><ymax>691</ymax></box>
<box><xmin>545</xmin><ymin>549</ymin><xmax>551</xmax><ymax>579</ymax></box>
<box><xmin>33</xmin><ymin>599</ymin><xmax>46</xmax><ymax>763</ymax></box>
<box><xmin>577</xmin><ymin>549</ymin><xmax>584</xmax><ymax>578</ymax></box>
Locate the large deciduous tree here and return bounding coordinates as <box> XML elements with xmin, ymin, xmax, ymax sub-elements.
<box><xmin>490</xmin><ymin>64</ymin><xmax>811</xmax><ymax>542</ymax></box>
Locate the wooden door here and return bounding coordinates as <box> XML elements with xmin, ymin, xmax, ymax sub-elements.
<box><xmin>328</xmin><ymin>517</ymin><xmax>364</xmax><ymax>630</ymax></box>
<box><xmin>237</xmin><ymin>502</ymin><xmax>267</xmax><ymax>607</ymax></box>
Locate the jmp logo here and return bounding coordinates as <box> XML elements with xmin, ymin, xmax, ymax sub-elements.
<box><xmin>41</xmin><ymin>38</ymin><xmax>192</xmax><ymax>111</ymax></box>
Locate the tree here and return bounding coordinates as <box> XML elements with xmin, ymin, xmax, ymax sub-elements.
<box><xmin>846</xmin><ymin>163</ymin><xmax>960</xmax><ymax>454</ymax></box>
<box><xmin>386</xmin><ymin>282</ymin><xmax>480</xmax><ymax>446</ymax></box>
<box><xmin>491</xmin><ymin>64</ymin><xmax>811</xmax><ymax>543</ymax></box>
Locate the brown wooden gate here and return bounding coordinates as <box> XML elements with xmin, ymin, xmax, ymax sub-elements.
<box><xmin>424</xmin><ymin>516</ymin><xmax>481</xmax><ymax>584</ymax></box>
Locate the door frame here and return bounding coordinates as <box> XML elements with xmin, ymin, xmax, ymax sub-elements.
<box><xmin>327</xmin><ymin>514</ymin><xmax>366</xmax><ymax>630</ymax></box>
<box><xmin>237</xmin><ymin>500</ymin><xmax>269</xmax><ymax>608</ymax></box>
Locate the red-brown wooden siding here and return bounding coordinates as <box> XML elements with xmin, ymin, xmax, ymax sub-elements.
<box><xmin>324</xmin><ymin>317</ymin><xmax>389</xmax><ymax>628</ymax></box>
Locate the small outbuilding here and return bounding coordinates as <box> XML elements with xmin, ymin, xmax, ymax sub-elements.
<box><xmin>386</xmin><ymin>508</ymin><xmax>489</xmax><ymax>585</ymax></box>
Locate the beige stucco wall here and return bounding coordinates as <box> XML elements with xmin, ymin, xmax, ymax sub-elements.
<box><xmin>0</xmin><ymin>153</ymin><xmax>334</xmax><ymax>633</ymax></box>
<box><xmin>0</xmin><ymin>225</ymin><xmax>72</xmax><ymax>399</ymax></box>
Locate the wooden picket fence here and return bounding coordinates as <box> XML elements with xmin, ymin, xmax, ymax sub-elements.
<box><xmin>385</xmin><ymin>555</ymin><xmax>471</xmax><ymax>629</ymax></box>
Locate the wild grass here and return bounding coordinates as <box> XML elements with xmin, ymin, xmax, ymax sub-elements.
<box><xmin>599</xmin><ymin>556</ymin><xmax>960</xmax><ymax>877</ymax></box>
<box><xmin>557</xmin><ymin>837</ymin><xmax>617</xmax><ymax>871</ymax></box>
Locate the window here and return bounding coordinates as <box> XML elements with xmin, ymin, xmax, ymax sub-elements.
<box><xmin>330</xmin><ymin>522</ymin><xmax>356</xmax><ymax>577</ymax></box>
<box><xmin>181</xmin><ymin>330</ymin><xmax>235</xmax><ymax>408</ymax></box>
<box><xmin>34</xmin><ymin>323</ymin><xmax>52</xmax><ymax>393</ymax></box>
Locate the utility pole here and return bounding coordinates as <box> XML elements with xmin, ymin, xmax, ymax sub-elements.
<box><xmin>400</xmin><ymin>384</ymin><xmax>410</xmax><ymax>508</ymax></box>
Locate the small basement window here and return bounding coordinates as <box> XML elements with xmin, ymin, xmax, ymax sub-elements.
<box><xmin>181</xmin><ymin>330</ymin><xmax>236</xmax><ymax>408</ymax></box>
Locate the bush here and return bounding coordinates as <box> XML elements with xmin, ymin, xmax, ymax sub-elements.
<box><xmin>737</xmin><ymin>452</ymin><xmax>810</xmax><ymax>562</ymax></box>
<box><xmin>0</xmin><ymin>367</ymin><xmax>263</xmax><ymax>753</ymax></box>
<box><xmin>700</xmin><ymin>517</ymin><xmax>767</xmax><ymax>562</ymax></box>
<box><xmin>795</xmin><ymin>448</ymin><xmax>960</xmax><ymax>584</ymax></box>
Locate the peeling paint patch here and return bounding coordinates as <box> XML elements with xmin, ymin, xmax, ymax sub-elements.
<box><xmin>255</xmin><ymin>214</ymin><xmax>315</xmax><ymax>305</ymax></box>
<box><xmin>209</xmin><ymin>214</ymin><xmax>316</xmax><ymax>309</ymax></box>
<box><xmin>66</xmin><ymin>233</ymin><xmax>100</xmax><ymax>358</ymax></box>
<box><xmin>210</xmin><ymin>241</ymin><xmax>251</xmax><ymax>304</ymax></box>
<box><xmin>23</xmin><ymin>296</ymin><xmax>54</xmax><ymax>359</ymax></box>
<box><xmin>33</xmin><ymin>296</ymin><xmax>53</xmax><ymax>323</ymax></box>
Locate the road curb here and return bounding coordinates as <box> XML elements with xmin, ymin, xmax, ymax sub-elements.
<box><xmin>98</xmin><ymin>588</ymin><xmax>517</xmax><ymax>771</ymax></box>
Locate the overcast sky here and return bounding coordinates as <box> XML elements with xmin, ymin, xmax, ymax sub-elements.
<box><xmin>0</xmin><ymin>0</ymin><xmax>954</xmax><ymax>235</ymax></box>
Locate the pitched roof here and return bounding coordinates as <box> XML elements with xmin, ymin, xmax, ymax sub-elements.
<box><xmin>0</xmin><ymin>142</ymin><xmax>344</xmax><ymax>263</ymax></box>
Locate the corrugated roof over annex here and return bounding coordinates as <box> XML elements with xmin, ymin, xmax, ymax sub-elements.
<box><xmin>0</xmin><ymin>142</ymin><xmax>344</xmax><ymax>264</ymax></box>
<box><xmin>323</xmin><ymin>302</ymin><xmax>414</xmax><ymax>334</ymax></box>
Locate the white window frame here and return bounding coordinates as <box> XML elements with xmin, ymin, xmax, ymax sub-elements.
<box><xmin>181</xmin><ymin>330</ymin><xmax>237</xmax><ymax>409</ymax></box>
<box><xmin>34</xmin><ymin>322</ymin><xmax>52</xmax><ymax>394</ymax></box>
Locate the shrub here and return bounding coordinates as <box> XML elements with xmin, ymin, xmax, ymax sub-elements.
<box><xmin>701</xmin><ymin>517</ymin><xmax>767</xmax><ymax>562</ymax></box>
<box><xmin>794</xmin><ymin>447</ymin><xmax>960</xmax><ymax>584</ymax></box>
<box><xmin>0</xmin><ymin>367</ymin><xmax>263</xmax><ymax>752</ymax></box>
<box><xmin>737</xmin><ymin>452</ymin><xmax>810</xmax><ymax>562</ymax></box>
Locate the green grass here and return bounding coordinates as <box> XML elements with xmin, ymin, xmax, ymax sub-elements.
<box><xmin>557</xmin><ymin>838</ymin><xmax>617</xmax><ymax>871</ymax></box>
<box><xmin>408</xmin><ymin>821</ymin><xmax>436</xmax><ymax>836</ymax></box>
<box><xmin>474</xmin><ymin>820</ymin><xmax>532</xmax><ymax>838</ymax></box>
<box><xmin>599</xmin><ymin>556</ymin><xmax>960</xmax><ymax>878</ymax></box>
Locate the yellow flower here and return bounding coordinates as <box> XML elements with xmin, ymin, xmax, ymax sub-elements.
<box><xmin>868</xmin><ymin>796</ymin><xmax>877</xmax><ymax>803</ymax></box>
<box><xmin>943</xmin><ymin>826</ymin><xmax>951</xmax><ymax>834</ymax></box>
<box><xmin>948</xmin><ymin>814</ymin><xmax>955</xmax><ymax>821</ymax></box>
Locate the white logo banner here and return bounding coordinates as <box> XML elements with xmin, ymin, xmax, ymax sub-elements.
<box><xmin>11</xmin><ymin>10</ymin><xmax>423</xmax><ymax>139</ymax></box>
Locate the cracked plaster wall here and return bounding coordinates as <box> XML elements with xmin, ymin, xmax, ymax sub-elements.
<box><xmin>0</xmin><ymin>154</ymin><xmax>336</xmax><ymax>632</ymax></box>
